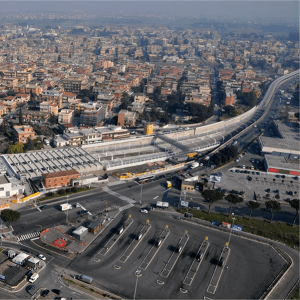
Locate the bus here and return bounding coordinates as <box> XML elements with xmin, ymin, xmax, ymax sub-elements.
<box><xmin>136</xmin><ymin>175</ymin><xmax>155</xmax><ymax>184</ymax></box>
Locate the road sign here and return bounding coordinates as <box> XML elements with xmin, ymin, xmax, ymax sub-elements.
<box><xmin>180</xmin><ymin>201</ymin><xmax>189</xmax><ymax>207</ymax></box>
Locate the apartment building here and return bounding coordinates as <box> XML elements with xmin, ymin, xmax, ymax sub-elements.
<box><xmin>79</xmin><ymin>102</ymin><xmax>105</xmax><ymax>127</ymax></box>
<box><xmin>62</xmin><ymin>74</ymin><xmax>89</xmax><ymax>93</ymax></box>
<box><xmin>117</xmin><ymin>109</ymin><xmax>137</xmax><ymax>127</ymax></box>
<box><xmin>13</xmin><ymin>125</ymin><xmax>36</xmax><ymax>143</ymax></box>
<box><xmin>40</xmin><ymin>89</ymin><xmax>63</xmax><ymax>108</ymax></box>
<box><xmin>0</xmin><ymin>106</ymin><xmax>7</xmax><ymax>117</ymax></box>
<box><xmin>40</xmin><ymin>101</ymin><xmax>59</xmax><ymax>115</ymax></box>
<box><xmin>58</xmin><ymin>109</ymin><xmax>74</xmax><ymax>124</ymax></box>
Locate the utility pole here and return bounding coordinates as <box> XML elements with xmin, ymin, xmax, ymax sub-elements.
<box><xmin>140</xmin><ymin>182</ymin><xmax>144</xmax><ymax>206</ymax></box>
<box><xmin>66</xmin><ymin>195</ymin><xmax>69</xmax><ymax>224</ymax></box>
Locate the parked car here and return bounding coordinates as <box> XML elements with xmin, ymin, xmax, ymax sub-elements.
<box><xmin>26</xmin><ymin>285</ymin><xmax>35</xmax><ymax>293</ymax></box>
<box><xmin>41</xmin><ymin>289</ymin><xmax>50</xmax><ymax>297</ymax></box>
<box><xmin>140</xmin><ymin>209</ymin><xmax>148</xmax><ymax>214</ymax></box>
<box><xmin>40</xmin><ymin>205</ymin><xmax>48</xmax><ymax>210</ymax></box>
<box><xmin>266</xmin><ymin>189</ymin><xmax>270</xmax><ymax>193</ymax></box>
<box><xmin>52</xmin><ymin>289</ymin><xmax>61</xmax><ymax>295</ymax></box>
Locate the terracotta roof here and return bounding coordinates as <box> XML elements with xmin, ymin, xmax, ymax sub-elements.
<box><xmin>42</xmin><ymin>169</ymin><xmax>79</xmax><ymax>179</ymax></box>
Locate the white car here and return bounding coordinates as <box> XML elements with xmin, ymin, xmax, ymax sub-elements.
<box><xmin>140</xmin><ymin>209</ymin><xmax>148</xmax><ymax>214</ymax></box>
<box><xmin>38</xmin><ymin>254</ymin><xmax>46</xmax><ymax>261</ymax></box>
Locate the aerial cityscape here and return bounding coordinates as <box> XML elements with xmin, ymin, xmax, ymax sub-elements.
<box><xmin>0</xmin><ymin>1</ymin><xmax>298</xmax><ymax>299</ymax></box>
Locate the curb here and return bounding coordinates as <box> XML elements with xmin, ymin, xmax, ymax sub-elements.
<box><xmin>179</xmin><ymin>216</ymin><xmax>298</xmax><ymax>299</ymax></box>
<box><xmin>64</xmin><ymin>275</ymin><xmax>123</xmax><ymax>299</ymax></box>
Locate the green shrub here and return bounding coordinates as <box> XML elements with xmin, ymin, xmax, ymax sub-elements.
<box><xmin>58</xmin><ymin>189</ymin><xmax>66</xmax><ymax>195</ymax></box>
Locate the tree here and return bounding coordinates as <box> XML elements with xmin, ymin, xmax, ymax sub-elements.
<box><xmin>19</xmin><ymin>109</ymin><xmax>23</xmax><ymax>125</ymax></box>
<box><xmin>24</xmin><ymin>138</ymin><xmax>34</xmax><ymax>151</ymax></box>
<box><xmin>48</xmin><ymin>113</ymin><xmax>57</xmax><ymax>124</ymax></box>
<box><xmin>224</xmin><ymin>105</ymin><xmax>238</xmax><ymax>117</ymax></box>
<box><xmin>265</xmin><ymin>200</ymin><xmax>281</xmax><ymax>223</ymax></box>
<box><xmin>202</xmin><ymin>190</ymin><xmax>224</xmax><ymax>213</ymax></box>
<box><xmin>275</xmin><ymin>194</ymin><xmax>280</xmax><ymax>200</ymax></box>
<box><xmin>236</xmin><ymin>91</ymin><xmax>258</xmax><ymax>107</ymax></box>
<box><xmin>1</xmin><ymin>209</ymin><xmax>20</xmax><ymax>225</ymax></box>
<box><xmin>7</xmin><ymin>143</ymin><xmax>24</xmax><ymax>154</ymax></box>
<box><xmin>246</xmin><ymin>201</ymin><xmax>260</xmax><ymax>220</ymax></box>
<box><xmin>0</xmin><ymin>121</ymin><xmax>9</xmax><ymax>134</ymax></box>
<box><xmin>225</xmin><ymin>194</ymin><xmax>243</xmax><ymax>216</ymax></box>
<box><xmin>289</xmin><ymin>199</ymin><xmax>299</xmax><ymax>227</ymax></box>
<box><xmin>58</xmin><ymin>189</ymin><xmax>66</xmax><ymax>195</ymax></box>
<box><xmin>119</xmin><ymin>92</ymin><xmax>132</xmax><ymax>110</ymax></box>
<box><xmin>265</xmin><ymin>194</ymin><xmax>270</xmax><ymax>199</ymax></box>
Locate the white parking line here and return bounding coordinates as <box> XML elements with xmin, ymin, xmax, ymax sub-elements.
<box><xmin>153</xmin><ymin>196</ymin><xmax>159</xmax><ymax>199</ymax></box>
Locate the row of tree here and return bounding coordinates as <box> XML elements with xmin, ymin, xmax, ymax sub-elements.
<box><xmin>202</xmin><ymin>189</ymin><xmax>299</xmax><ymax>226</ymax></box>
<box><xmin>210</xmin><ymin>145</ymin><xmax>239</xmax><ymax>167</ymax></box>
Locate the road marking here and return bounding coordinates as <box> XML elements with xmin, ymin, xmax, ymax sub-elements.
<box><xmin>183</xmin><ymin>240</ymin><xmax>210</xmax><ymax>286</ymax></box>
<box><xmin>99</xmin><ymin>219</ymin><xmax>134</xmax><ymax>256</ymax></box>
<box><xmin>207</xmin><ymin>247</ymin><xmax>231</xmax><ymax>294</ymax></box>
<box><xmin>17</xmin><ymin>231</ymin><xmax>41</xmax><ymax>241</ymax></box>
<box><xmin>114</xmin><ymin>265</ymin><xmax>121</xmax><ymax>269</ymax></box>
<box><xmin>160</xmin><ymin>234</ymin><xmax>189</xmax><ymax>278</ymax></box>
<box><xmin>118</xmin><ymin>224</ymin><xmax>151</xmax><ymax>263</ymax></box>
<box><xmin>139</xmin><ymin>229</ymin><xmax>170</xmax><ymax>270</ymax></box>
<box><xmin>153</xmin><ymin>196</ymin><xmax>159</xmax><ymax>199</ymax></box>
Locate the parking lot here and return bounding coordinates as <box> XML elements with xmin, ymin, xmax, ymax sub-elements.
<box><xmin>68</xmin><ymin>206</ymin><xmax>288</xmax><ymax>299</ymax></box>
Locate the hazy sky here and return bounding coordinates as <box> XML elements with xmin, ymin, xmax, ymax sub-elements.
<box><xmin>0</xmin><ymin>1</ymin><xmax>299</xmax><ymax>21</ymax></box>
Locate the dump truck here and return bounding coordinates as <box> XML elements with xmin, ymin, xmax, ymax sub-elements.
<box><xmin>166</xmin><ymin>181</ymin><xmax>172</xmax><ymax>188</ymax></box>
<box><xmin>60</xmin><ymin>203</ymin><xmax>72</xmax><ymax>211</ymax></box>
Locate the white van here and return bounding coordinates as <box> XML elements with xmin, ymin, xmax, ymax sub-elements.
<box><xmin>29</xmin><ymin>273</ymin><xmax>39</xmax><ymax>283</ymax></box>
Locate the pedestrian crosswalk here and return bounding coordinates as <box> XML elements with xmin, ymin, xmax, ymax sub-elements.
<box><xmin>108</xmin><ymin>180</ymin><xmax>127</xmax><ymax>187</ymax></box>
<box><xmin>103</xmin><ymin>186</ymin><xmax>135</xmax><ymax>204</ymax></box>
<box><xmin>17</xmin><ymin>231</ymin><xmax>40</xmax><ymax>242</ymax></box>
<box><xmin>119</xmin><ymin>203</ymin><xmax>135</xmax><ymax>212</ymax></box>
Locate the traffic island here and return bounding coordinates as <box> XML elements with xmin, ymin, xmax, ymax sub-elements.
<box><xmin>37</xmin><ymin>209</ymin><xmax>120</xmax><ymax>255</ymax></box>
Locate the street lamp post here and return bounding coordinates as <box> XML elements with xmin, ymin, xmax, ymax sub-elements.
<box><xmin>66</xmin><ymin>195</ymin><xmax>69</xmax><ymax>224</ymax></box>
<box><xmin>227</xmin><ymin>213</ymin><xmax>236</xmax><ymax>247</ymax></box>
<box><xmin>133</xmin><ymin>270</ymin><xmax>142</xmax><ymax>300</ymax></box>
<box><xmin>140</xmin><ymin>182</ymin><xmax>144</xmax><ymax>206</ymax></box>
